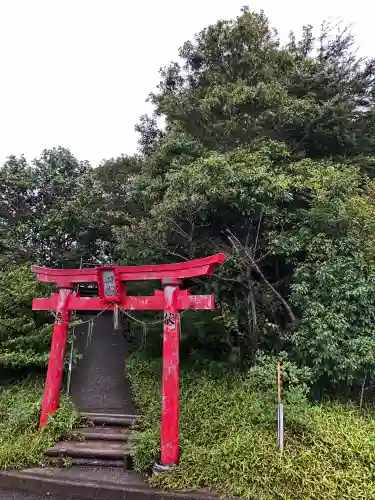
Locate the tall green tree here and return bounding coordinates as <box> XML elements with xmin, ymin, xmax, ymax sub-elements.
<box><xmin>115</xmin><ymin>8</ymin><xmax>375</xmax><ymax>392</ymax></box>
<box><xmin>0</xmin><ymin>147</ymin><xmax>116</xmax><ymax>268</ymax></box>
<box><xmin>141</xmin><ymin>8</ymin><xmax>375</xmax><ymax>161</ymax></box>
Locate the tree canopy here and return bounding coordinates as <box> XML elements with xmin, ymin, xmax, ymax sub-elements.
<box><xmin>1</xmin><ymin>7</ymin><xmax>375</xmax><ymax>397</ymax></box>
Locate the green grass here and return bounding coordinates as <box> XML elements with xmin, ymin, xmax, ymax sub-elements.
<box><xmin>0</xmin><ymin>376</ymin><xmax>81</xmax><ymax>470</ymax></box>
<box><xmin>127</xmin><ymin>354</ymin><xmax>375</xmax><ymax>500</ymax></box>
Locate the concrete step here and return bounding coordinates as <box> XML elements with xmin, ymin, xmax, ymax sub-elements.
<box><xmin>0</xmin><ymin>467</ymin><xmax>219</xmax><ymax>500</ymax></box>
<box><xmin>73</xmin><ymin>426</ymin><xmax>131</xmax><ymax>442</ymax></box>
<box><xmin>9</xmin><ymin>466</ymin><xmax>145</xmax><ymax>485</ymax></box>
<box><xmin>82</xmin><ymin>412</ymin><xmax>139</xmax><ymax>427</ymax></box>
<box><xmin>45</xmin><ymin>440</ymin><xmax>133</xmax><ymax>468</ymax></box>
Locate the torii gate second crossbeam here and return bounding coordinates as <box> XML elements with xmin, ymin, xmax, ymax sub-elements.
<box><xmin>31</xmin><ymin>253</ymin><xmax>225</xmax><ymax>466</ymax></box>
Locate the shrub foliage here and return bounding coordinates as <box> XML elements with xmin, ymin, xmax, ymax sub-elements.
<box><xmin>127</xmin><ymin>354</ymin><xmax>375</xmax><ymax>499</ymax></box>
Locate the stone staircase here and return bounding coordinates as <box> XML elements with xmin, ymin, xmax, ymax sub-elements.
<box><xmin>45</xmin><ymin>412</ymin><xmax>138</xmax><ymax>469</ymax></box>
<box><xmin>45</xmin><ymin>313</ymin><xmax>139</xmax><ymax>469</ymax></box>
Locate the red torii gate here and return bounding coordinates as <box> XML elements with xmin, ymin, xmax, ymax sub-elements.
<box><xmin>31</xmin><ymin>253</ymin><xmax>225</xmax><ymax>466</ymax></box>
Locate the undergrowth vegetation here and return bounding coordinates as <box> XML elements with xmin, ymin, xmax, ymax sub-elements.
<box><xmin>0</xmin><ymin>376</ymin><xmax>80</xmax><ymax>469</ymax></box>
<box><xmin>127</xmin><ymin>354</ymin><xmax>375</xmax><ymax>500</ymax></box>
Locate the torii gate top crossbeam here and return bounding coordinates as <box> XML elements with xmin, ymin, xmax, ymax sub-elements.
<box><xmin>31</xmin><ymin>254</ymin><xmax>225</xmax><ymax>286</ymax></box>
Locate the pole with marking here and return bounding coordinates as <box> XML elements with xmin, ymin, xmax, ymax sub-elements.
<box><xmin>40</xmin><ymin>285</ymin><xmax>72</xmax><ymax>428</ymax></box>
<box><xmin>160</xmin><ymin>278</ymin><xmax>181</xmax><ymax>466</ymax></box>
<box><xmin>277</xmin><ymin>361</ymin><xmax>284</xmax><ymax>453</ymax></box>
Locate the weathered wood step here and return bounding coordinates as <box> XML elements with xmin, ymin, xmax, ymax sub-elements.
<box><xmin>82</xmin><ymin>412</ymin><xmax>139</xmax><ymax>427</ymax></box>
<box><xmin>45</xmin><ymin>439</ymin><xmax>131</xmax><ymax>462</ymax></box>
<box><xmin>73</xmin><ymin>426</ymin><xmax>131</xmax><ymax>442</ymax></box>
<box><xmin>47</xmin><ymin>457</ymin><xmax>126</xmax><ymax>468</ymax></box>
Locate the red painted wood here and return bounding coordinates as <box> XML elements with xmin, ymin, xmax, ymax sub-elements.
<box><xmin>40</xmin><ymin>288</ymin><xmax>72</xmax><ymax>428</ymax></box>
<box><xmin>32</xmin><ymin>292</ymin><xmax>214</xmax><ymax>311</ymax></box>
<box><xmin>161</xmin><ymin>282</ymin><xmax>180</xmax><ymax>465</ymax></box>
<box><xmin>117</xmin><ymin>253</ymin><xmax>225</xmax><ymax>273</ymax></box>
<box><xmin>32</xmin><ymin>254</ymin><xmax>226</xmax><ymax>454</ymax></box>
<box><xmin>30</xmin><ymin>253</ymin><xmax>225</xmax><ymax>285</ymax></box>
<box><xmin>30</xmin><ymin>266</ymin><xmax>97</xmax><ymax>285</ymax></box>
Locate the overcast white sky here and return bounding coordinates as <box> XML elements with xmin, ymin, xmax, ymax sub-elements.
<box><xmin>0</xmin><ymin>0</ymin><xmax>373</xmax><ymax>167</ymax></box>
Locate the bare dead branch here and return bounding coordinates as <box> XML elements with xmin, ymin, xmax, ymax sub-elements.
<box><xmin>253</xmin><ymin>210</ymin><xmax>263</xmax><ymax>257</ymax></box>
<box><xmin>360</xmin><ymin>373</ymin><xmax>367</xmax><ymax>411</ymax></box>
<box><xmin>227</xmin><ymin>229</ymin><xmax>297</xmax><ymax>324</ymax></box>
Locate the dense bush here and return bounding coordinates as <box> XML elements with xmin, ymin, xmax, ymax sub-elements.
<box><xmin>127</xmin><ymin>353</ymin><xmax>375</xmax><ymax>499</ymax></box>
<box><xmin>0</xmin><ymin>265</ymin><xmax>53</xmax><ymax>369</ymax></box>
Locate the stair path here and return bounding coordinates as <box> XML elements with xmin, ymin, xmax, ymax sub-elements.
<box><xmin>70</xmin><ymin>313</ymin><xmax>136</xmax><ymax>415</ymax></box>
<box><xmin>45</xmin><ymin>412</ymin><xmax>139</xmax><ymax>468</ymax></box>
<box><xmin>45</xmin><ymin>313</ymin><xmax>138</xmax><ymax>467</ymax></box>
<box><xmin>44</xmin><ymin>314</ymin><xmax>140</xmax><ymax>469</ymax></box>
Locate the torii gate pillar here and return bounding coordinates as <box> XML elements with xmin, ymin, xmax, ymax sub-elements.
<box><xmin>161</xmin><ymin>278</ymin><xmax>182</xmax><ymax>465</ymax></box>
<box><xmin>31</xmin><ymin>254</ymin><xmax>225</xmax><ymax>466</ymax></box>
<box><xmin>40</xmin><ymin>285</ymin><xmax>73</xmax><ymax>427</ymax></box>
